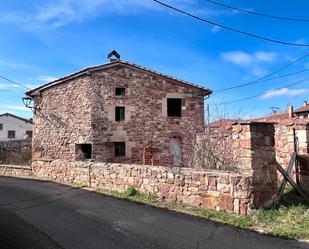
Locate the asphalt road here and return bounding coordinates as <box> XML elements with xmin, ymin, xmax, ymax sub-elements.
<box><xmin>0</xmin><ymin>176</ymin><xmax>308</xmax><ymax>249</ymax></box>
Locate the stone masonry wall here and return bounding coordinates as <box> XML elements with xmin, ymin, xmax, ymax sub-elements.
<box><xmin>32</xmin><ymin>65</ymin><xmax>205</xmax><ymax>166</ymax></box>
<box><xmin>231</xmin><ymin>122</ymin><xmax>277</xmax><ymax>208</ymax></box>
<box><xmin>31</xmin><ymin>122</ymin><xmax>278</xmax><ymax>214</ymax></box>
<box><xmin>274</xmin><ymin>122</ymin><xmax>309</xmax><ymax>194</ymax></box>
<box><xmin>0</xmin><ymin>165</ymin><xmax>32</xmax><ymax>177</ymax></box>
<box><xmin>32</xmin><ymin>159</ymin><xmax>253</xmax><ymax>215</ymax></box>
<box><xmin>0</xmin><ymin>139</ymin><xmax>32</xmax><ymax>165</ymax></box>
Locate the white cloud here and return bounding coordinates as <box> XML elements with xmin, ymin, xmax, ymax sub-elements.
<box><xmin>261</xmin><ymin>88</ymin><xmax>309</xmax><ymax>99</ymax></box>
<box><xmin>221</xmin><ymin>51</ymin><xmax>253</xmax><ymax>66</ymax></box>
<box><xmin>211</xmin><ymin>26</ymin><xmax>221</xmax><ymax>33</ymax></box>
<box><xmin>36</xmin><ymin>75</ymin><xmax>58</xmax><ymax>82</ymax></box>
<box><xmin>0</xmin><ymin>104</ymin><xmax>30</xmax><ymax>111</ymax></box>
<box><xmin>0</xmin><ymin>0</ymin><xmax>231</xmax><ymax>30</ymax></box>
<box><xmin>0</xmin><ymin>83</ymin><xmax>20</xmax><ymax>90</ymax></box>
<box><xmin>254</xmin><ymin>52</ymin><xmax>277</xmax><ymax>62</ymax></box>
<box><xmin>221</xmin><ymin>51</ymin><xmax>277</xmax><ymax>66</ymax></box>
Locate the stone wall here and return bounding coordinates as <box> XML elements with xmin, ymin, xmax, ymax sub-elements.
<box><xmin>32</xmin><ymin>159</ymin><xmax>254</xmax><ymax>214</ymax></box>
<box><xmin>0</xmin><ymin>165</ymin><xmax>32</xmax><ymax>177</ymax></box>
<box><xmin>0</xmin><ymin>139</ymin><xmax>31</xmax><ymax>165</ymax></box>
<box><xmin>32</xmin><ymin>65</ymin><xmax>206</xmax><ymax>166</ymax></box>
<box><xmin>231</xmin><ymin>122</ymin><xmax>277</xmax><ymax>208</ymax></box>
<box><xmin>31</xmin><ymin>122</ymin><xmax>278</xmax><ymax>214</ymax></box>
<box><xmin>274</xmin><ymin>122</ymin><xmax>309</xmax><ymax>194</ymax></box>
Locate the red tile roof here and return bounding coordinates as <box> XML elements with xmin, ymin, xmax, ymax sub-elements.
<box><xmin>294</xmin><ymin>105</ymin><xmax>309</xmax><ymax>114</ymax></box>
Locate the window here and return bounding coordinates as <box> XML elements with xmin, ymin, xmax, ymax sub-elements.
<box><xmin>75</xmin><ymin>144</ymin><xmax>92</xmax><ymax>160</ymax></box>
<box><xmin>167</xmin><ymin>98</ymin><xmax>182</xmax><ymax>117</ymax></box>
<box><xmin>0</xmin><ymin>124</ymin><xmax>2</xmax><ymax>130</ymax></box>
<box><xmin>114</xmin><ymin>142</ymin><xmax>125</xmax><ymax>157</ymax></box>
<box><xmin>115</xmin><ymin>87</ymin><xmax>126</xmax><ymax>96</ymax></box>
<box><xmin>8</xmin><ymin>130</ymin><xmax>15</xmax><ymax>139</ymax></box>
<box><xmin>26</xmin><ymin>131</ymin><xmax>33</xmax><ymax>139</ymax></box>
<box><xmin>115</xmin><ymin>106</ymin><xmax>125</xmax><ymax>121</ymax></box>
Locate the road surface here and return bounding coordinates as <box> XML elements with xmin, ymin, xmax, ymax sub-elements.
<box><xmin>0</xmin><ymin>176</ymin><xmax>308</xmax><ymax>249</ymax></box>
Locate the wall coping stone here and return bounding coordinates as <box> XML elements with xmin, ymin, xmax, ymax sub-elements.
<box><xmin>0</xmin><ymin>165</ymin><xmax>32</xmax><ymax>170</ymax></box>
<box><xmin>35</xmin><ymin>159</ymin><xmax>252</xmax><ymax>177</ymax></box>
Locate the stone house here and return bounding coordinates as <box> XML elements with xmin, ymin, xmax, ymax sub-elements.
<box><xmin>26</xmin><ymin>52</ymin><xmax>212</xmax><ymax>166</ymax></box>
<box><xmin>288</xmin><ymin>101</ymin><xmax>309</xmax><ymax>119</ymax></box>
<box><xmin>0</xmin><ymin>113</ymin><xmax>33</xmax><ymax>141</ymax></box>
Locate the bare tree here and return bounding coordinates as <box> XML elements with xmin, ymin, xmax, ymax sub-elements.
<box><xmin>182</xmin><ymin>104</ymin><xmax>246</xmax><ymax>171</ymax></box>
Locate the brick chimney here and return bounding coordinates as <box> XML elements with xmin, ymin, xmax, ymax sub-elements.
<box><xmin>303</xmin><ymin>101</ymin><xmax>308</xmax><ymax>107</ymax></box>
<box><xmin>288</xmin><ymin>105</ymin><xmax>294</xmax><ymax>118</ymax></box>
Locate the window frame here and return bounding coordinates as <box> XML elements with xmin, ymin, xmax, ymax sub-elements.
<box><xmin>167</xmin><ymin>98</ymin><xmax>182</xmax><ymax>117</ymax></box>
<box><xmin>26</xmin><ymin>130</ymin><xmax>33</xmax><ymax>139</ymax></box>
<box><xmin>8</xmin><ymin>130</ymin><xmax>15</xmax><ymax>139</ymax></box>
<box><xmin>114</xmin><ymin>142</ymin><xmax>126</xmax><ymax>157</ymax></box>
<box><xmin>115</xmin><ymin>106</ymin><xmax>125</xmax><ymax>122</ymax></box>
<box><xmin>75</xmin><ymin>143</ymin><xmax>92</xmax><ymax>161</ymax></box>
<box><xmin>115</xmin><ymin>87</ymin><xmax>126</xmax><ymax>97</ymax></box>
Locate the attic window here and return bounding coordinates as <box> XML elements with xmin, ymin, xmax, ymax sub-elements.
<box><xmin>75</xmin><ymin>144</ymin><xmax>92</xmax><ymax>160</ymax></box>
<box><xmin>167</xmin><ymin>98</ymin><xmax>182</xmax><ymax>117</ymax></box>
<box><xmin>115</xmin><ymin>106</ymin><xmax>125</xmax><ymax>122</ymax></box>
<box><xmin>115</xmin><ymin>87</ymin><xmax>125</xmax><ymax>96</ymax></box>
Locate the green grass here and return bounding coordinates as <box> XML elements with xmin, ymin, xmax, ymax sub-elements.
<box><xmin>93</xmin><ymin>186</ymin><xmax>309</xmax><ymax>240</ymax></box>
<box><xmin>253</xmin><ymin>188</ymin><xmax>309</xmax><ymax>239</ymax></box>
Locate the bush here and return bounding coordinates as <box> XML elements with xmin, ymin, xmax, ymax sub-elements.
<box><xmin>123</xmin><ymin>187</ymin><xmax>137</xmax><ymax>198</ymax></box>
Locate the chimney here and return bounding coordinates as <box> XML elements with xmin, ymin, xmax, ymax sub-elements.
<box><xmin>288</xmin><ymin>105</ymin><xmax>294</xmax><ymax>118</ymax></box>
<box><xmin>304</xmin><ymin>101</ymin><xmax>308</xmax><ymax>107</ymax></box>
<box><xmin>107</xmin><ymin>50</ymin><xmax>121</xmax><ymax>62</ymax></box>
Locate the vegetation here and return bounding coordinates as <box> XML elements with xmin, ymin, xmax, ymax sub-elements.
<box><xmin>94</xmin><ymin>186</ymin><xmax>309</xmax><ymax>240</ymax></box>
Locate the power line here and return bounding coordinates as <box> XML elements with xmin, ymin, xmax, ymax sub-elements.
<box><xmin>213</xmin><ymin>68</ymin><xmax>309</xmax><ymax>94</ymax></box>
<box><xmin>205</xmin><ymin>0</ymin><xmax>309</xmax><ymax>22</ymax></box>
<box><xmin>213</xmin><ymin>50</ymin><xmax>309</xmax><ymax>93</ymax></box>
<box><xmin>0</xmin><ymin>75</ymin><xmax>31</xmax><ymax>90</ymax></box>
<box><xmin>211</xmin><ymin>77</ymin><xmax>309</xmax><ymax>105</ymax></box>
<box><xmin>153</xmin><ymin>0</ymin><xmax>309</xmax><ymax>47</ymax></box>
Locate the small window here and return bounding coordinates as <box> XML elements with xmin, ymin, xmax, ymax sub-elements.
<box><xmin>26</xmin><ymin>131</ymin><xmax>33</xmax><ymax>139</ymax></box>
<box><xmin>115</xmin><ymin>106</ymin><xmax>125</xmax><ymax>122</ymax></box>
<box><xmin>114</xmin><ymin>142</ymin><xmax>125</xmax><ymax>157</ymax></box>
<box><xmin>167</xmin><ymin>98</ymin><xmax>182</xmax><ymax>117</ymax></box>
<box><xmin>75</xmin><ymin>144</ymin><xmax>92</xmax><ymax>160</ymax></box>
<box><xmin>0</xmin><ymin>124</ymin><xmax>3</xmax><ymax>130</ymax></box>
<box><xmin>115</xmin><ymin>87</ymin><xmax>126</xmax><ymax>96</ymax></box>
<box><xmin>8</xmin><ymin>130</ymin><xmax>15</xmax><ymax>139</ymax></box>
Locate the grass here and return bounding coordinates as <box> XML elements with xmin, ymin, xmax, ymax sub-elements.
<box><xmin>93</xmin><ymin>186</ymin><xmax>309</xmax><ymax>240</ymax></box>
<box><xmin>253</xmin><ymin>188</ymin><xmax>309</xmax><ymax>239</ymax></box>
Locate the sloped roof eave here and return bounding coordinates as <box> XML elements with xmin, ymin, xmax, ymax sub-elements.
<box><xmin>26</xmin><ymin>60</ymin><xmax>212</xmax><ymax>96</ymax></box>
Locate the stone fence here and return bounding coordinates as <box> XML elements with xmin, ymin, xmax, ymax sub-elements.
<box><xmin>33</xmin><ymin>160</ymin><xmax>253</xmax><ymax>214</ymax></box>
<box><xmin>0</xmin><ymin>165</ymin><xmax>32</xmax><ymax>177</ymax></box>
<box><xmin>0</xmin><ymin>139</ymin><xmax>32</xmax><ymax>165</ymax></box>
<box><xmin>31</xmin><ymin>122</ymin><xmax>279</xmax><ymax>214</ymax></box>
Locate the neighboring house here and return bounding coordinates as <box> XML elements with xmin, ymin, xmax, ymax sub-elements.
<box><xmin>0</xmin><ymin>113</ymin><xmax>33</xmax><ymax>141</ymax></box>
<box><xmin>26</xmin><ymin>51</ymin><xmax>212</xmax><ymax>166</ymax></box>
<box><xmin>289</xmin><ymin>101</ymin><xmax>309</xmax><ymax>119</ymax></box>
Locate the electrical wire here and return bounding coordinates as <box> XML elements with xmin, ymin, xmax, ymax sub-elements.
<box><xmin>0</xmin><ymin>75</ymin><xmax>31</xmax><ymax>90</ymax></box>
<box><xmin>213</xmin><ymin>68</ymin><xmax>309</xmax><ymax>94</ymax></box>
<box><xmin>153</xmin><ymin>0</ymin><xmax>309</xmax><ymax>47</ymax></box>
<box><xmin>211</xmin><ymin>77</ymin><xmax>309</xmax><ymax>105</ymax></box>
<box><xmin>205</xmin><ymin>0</ymin><xmax>309</xmax><ymax>22</ymax></box>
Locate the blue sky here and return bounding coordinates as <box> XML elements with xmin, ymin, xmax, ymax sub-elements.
<box><xmin>1</xmin><ymin>0</ymin><xmax>309</xmax><ymax>119</ymax></box>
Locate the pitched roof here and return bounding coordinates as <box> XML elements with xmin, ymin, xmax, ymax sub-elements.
<box><xmin>294</xmin><ymin>105</ymin><xmax>309</xmax><ymax>113</ymax></box>
<box><xmin>27</xmin><ymin>60</ymin><xmax>212</xmax><ymax>96</ymax></box>
<box><xmin>0</xmin><ymin>113</ymin><xmax>33</xmax><ymax>124</ymax></box>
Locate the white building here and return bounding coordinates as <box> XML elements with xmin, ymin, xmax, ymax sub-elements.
<box><xmin>0</xmin><ymin>113</ymin><xmax>33</xmax><ymax>141</ymax></box>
